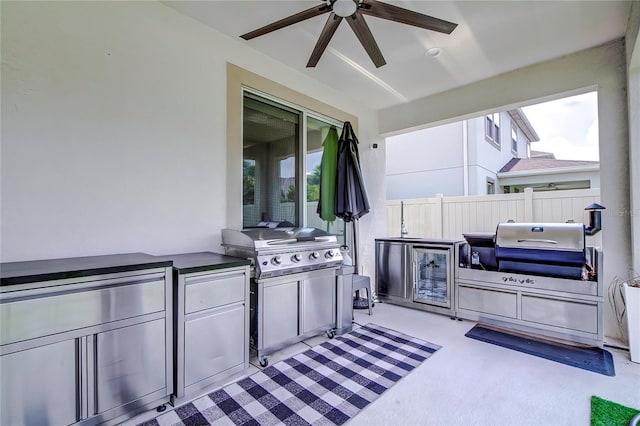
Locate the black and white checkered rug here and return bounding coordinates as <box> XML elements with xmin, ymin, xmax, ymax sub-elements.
<box><xmin>142</xmin><ymin>324</ymin><xmax>440</xmax><ymax>426</ymax></box>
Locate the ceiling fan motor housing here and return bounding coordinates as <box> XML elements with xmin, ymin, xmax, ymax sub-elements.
<box><xmin>332</xmin><ymin>0</ymin><xmax>358</xmax><ymax>17</ymax></box>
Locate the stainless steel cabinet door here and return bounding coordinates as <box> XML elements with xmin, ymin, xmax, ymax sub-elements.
<box><xmin>375</xmin><ymin>242</ymin><xmax>407</xmax><ymax>299</ymax></box>
<box><xmin>184</xmin><ymin>305</ymin><xmax>245</xmax><ymax>387</ymax></box>
<box><xmin>95</xmin><ymin>319</ymin><xmax>166</xmax><ymax>414</ymax></box>
<box><xmin>261</xmin><ymin>280</ymin><xmax>299</xmax><ymax>349</ymax></box>
<box><xmin>301</xmin><ymin>271</ymin><xmax>335</xmax><ymax>334</ymax></box>
<box><xmin>1</xmin><ymin>339</ymin><xmax>78</xmax><ymax>426</ymax></box>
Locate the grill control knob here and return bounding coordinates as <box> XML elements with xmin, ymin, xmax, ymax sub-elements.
<box><xmin>271</xmin><ymin>256</ymin><xmax>282</xmax><ymax>265</ymax></box>
<box><xmin>325</xmin><ymin>250</ymin><xmax>335</xmax><ymax>259</ymax></box>
<box><xmin>291</xmin><ymin>254</ymin><xmax>302</xmax><ymax>262</ymax></box>
<box><xmin>309</xmin><ymin>251</ymin><xmax>320</xmax><ymax>260</ymax></box>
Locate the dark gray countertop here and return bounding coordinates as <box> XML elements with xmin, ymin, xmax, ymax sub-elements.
<box><xmin>159</xmin><ymin>251</ymin><xmax>250</xmax><ymax>275</ymax></box>
<box><xmin>0</xmin><ymin>253</ymin><xmax>173</xmax><ymax>286</ymax></box>
<box><xmin>375</xmin><ymin>237</ymin><xmax>463</xmax><ymax>245</ymax></box>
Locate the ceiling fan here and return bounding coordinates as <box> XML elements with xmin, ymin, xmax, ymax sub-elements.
<box><xmin>240</xmin><ymin>0</ymin><xmax>457</xmax><ymax>68</ymax></box>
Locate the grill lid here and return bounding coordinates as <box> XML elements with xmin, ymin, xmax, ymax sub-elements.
<box><xmin>222</xmin><ymin>227</ymin><xmax>337</xmax><ymax>251</ymax></box>
<box><xmin>495</xmin><ymin>222</ymin><xmax>585</xmax><ymax>252</ymax></box>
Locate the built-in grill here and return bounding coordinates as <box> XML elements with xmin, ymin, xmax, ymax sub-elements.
<box><xmin>456</xmin><ymin>204</ymin><xmax>606</xmax><ymax>347</ymax></box>
<box><xmin>495</xmin><ymin>222</ymin><xmax>587</xmax><ymax>279</ymax></box>
<box><xmin>462</xmin><ymin>203</ymin><xmax>605</xmax><ymax>281</ymax></box>
<box><xmin>221</xmin><ymin>227</ymin><xmax>342</xmax><ymax>279</ymax></box>
<box><xmin>221</xmin><ymin>227</ymin><xmax>343</xmax><ymax>367</ymax></box>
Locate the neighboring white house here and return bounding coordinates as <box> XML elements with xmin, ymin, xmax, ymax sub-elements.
<box><xmin>498</xmin><ymin>157</ymin><xmax>600</xmax><ymax>193</ymax></box>
<box><xmin>386</xmin><ymin>108</ymin><xmax>600</xmax><ymax>199</ymax></box>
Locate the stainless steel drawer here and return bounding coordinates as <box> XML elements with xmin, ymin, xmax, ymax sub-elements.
<box><xmin>521</xmin><ymin>294</ymin><xmax>598</xmax><ymax>333</ymax></box>
<box><xmin>184</xmin><ymin>305</ymin><xmax>245</xmax><ymax>387</ymax></box>
<box><xmin>184</xmin><ymin>272</ymin><xmax>245</xmax><ymax>314</ymax></box>
<box><xmin>0</xmin><ymin>277</ymin><xmax>165</xmax><ymax>346</ymax></box>
<box><xmin>458</xmin><ymin>285</ymin><xmax>517</xmax><ymax>318</ymax></box>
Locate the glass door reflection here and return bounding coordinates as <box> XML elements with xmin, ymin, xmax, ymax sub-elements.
<box><xmin>413</xmin><ymin>248</ymin><xmax>451</xmax><ymax>307</ymax></box>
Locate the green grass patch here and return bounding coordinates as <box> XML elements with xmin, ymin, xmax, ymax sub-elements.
<box><xmin>591</xmin><ymin>396</ymin><xmax>640</xmax><ymax>426</ymax></box>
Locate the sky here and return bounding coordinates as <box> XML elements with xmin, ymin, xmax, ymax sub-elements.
<box><xmin>521</xmin><ymin>91</ymin><xmax>599</xmax><ymax>161</ymax></box>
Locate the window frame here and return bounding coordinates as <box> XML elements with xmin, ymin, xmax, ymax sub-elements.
<box><xmin>486</xmin><ymin>178</ymin><xmax>496</xmax><ymax>195</ymax></box>
<box><xmin>485</xmin><ymin>112</ymin><xmax>501</xmax><ymax>148</ymax></box>
<box><xmin>241</xmin><ymin>86</ymin><xmax>344</xmax><ymax>228</ymax></box>
<box><xmin>227</xmin><ymin>64</ymin><xmax>357</xmax><ymax>231</ymax></box>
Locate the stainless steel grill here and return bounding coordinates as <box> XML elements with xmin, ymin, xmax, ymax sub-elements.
<box><xmin>221</xmin><ymin>227</ymin><xmax>343</xmax><ymax>279</ymax></box>
<box><xmin>221</xmin><ymin>227</ymin><xmax>343</xmax><ymax>367</ymax></box>
<box><xmin>495</xmin><ymin>222</ymin><xmax>586</xmax><ymax>279</ymax></box>
<box><xmin>456</xmin><ymin>204</ymin><xmax>606</xmax><ymax>348</ymax></box>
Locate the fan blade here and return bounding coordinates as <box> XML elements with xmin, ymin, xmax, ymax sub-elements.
<box><xmin>359</xmin><ymin>0</ymin><xmax>457</xmax><ymax>34</ymax></box>
<box><xmin>307</xmin><ymin>13</ymin><xmax>343</xmax><ymax>68</ymax></box>
<box><xmin>241</xmin><ymin>3</ymin><xmax>331</xmax><ymax>40</ymax></box>
<box><xmin>346</xmin><ymin>12</ymin><xmax>386</xmax><ymax>68</ymax></box>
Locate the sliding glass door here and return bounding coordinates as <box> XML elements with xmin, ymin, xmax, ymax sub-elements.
<box><xmin>242</xmin><ymin>90</ymin><xmax>345</xmax><ymax>243</ymax></box>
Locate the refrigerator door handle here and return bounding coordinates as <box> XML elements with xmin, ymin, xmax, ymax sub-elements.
<box><xmin>412</xmin><ymin>261</ymin><xmax>416</xmax><ymax>299</ymax></box>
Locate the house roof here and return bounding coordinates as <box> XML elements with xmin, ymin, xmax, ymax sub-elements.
<box><xmin>530</xmin><ymin>150</ymin><xmax>556</xmax><ymax>159</ymax></box>
<box><xmin>507</xmin><ymin>109</ymin><xmax>540</xmax><ymax>142</ymax></box>
<box><xmin>499</xmin><ymin>158</ymin><xmax>598</xmax><ymax>173</ymax></box>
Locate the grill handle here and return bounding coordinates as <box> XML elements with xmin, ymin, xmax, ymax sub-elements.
<box><xmin>266</xmin><ymin>237</ymin><xmax>332</xmax><ymax>245</ymax></box>
<box><xmin>516</xmin><ymin>239</ymin><xmax>558</xmax><ymax>245</ymax></box>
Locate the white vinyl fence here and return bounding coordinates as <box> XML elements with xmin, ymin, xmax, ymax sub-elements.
<box><xmin>386</xmin><ymin>188</ymin><xmax>602</xmax><ymax>247</ymax></box>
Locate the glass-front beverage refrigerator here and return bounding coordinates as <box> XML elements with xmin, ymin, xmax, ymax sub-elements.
<box><xmin>413</xmin><ymin>247</ymin><xmax>452</xmax><ymax>308</ymax></box>
<box><xmin>375</xmin><ymin>238</ymin><xmax>460</xmax><ymax>317</ymax></box>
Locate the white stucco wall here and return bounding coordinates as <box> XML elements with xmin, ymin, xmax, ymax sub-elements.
<box><xmin>515</xmin><ymin>124</ymin><xmax>529</xmax><ymax>158</ymax></box>
<box><xmin>0</xmin><ymin>1</ymin><xmax>383</xmax><ymax>280</ymax></box>
<box><xmin>378</xmin><ymin>40</ymin><xmax>630</xmax><ymax>341</ymax></box>
<box><xmin>627</xmin><ymin>0</ymin><xmax>640</xmax><ymax>272</ymax></box>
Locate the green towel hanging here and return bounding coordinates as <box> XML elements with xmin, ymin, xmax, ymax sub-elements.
<box><xmin>317</xmin><ymin>127</ymin><xmax>339</xmax><ymax>223</ymax></box>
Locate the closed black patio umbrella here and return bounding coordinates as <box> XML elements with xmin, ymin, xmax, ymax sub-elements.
<box><xmin>334</xmin><ymin>121</ymin><xmax>370</xmax><ymax>273</ymax></box>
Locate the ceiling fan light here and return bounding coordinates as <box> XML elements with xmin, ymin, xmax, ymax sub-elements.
<box><xmin>333</xmin><ymin>0</ymin><xmax>357</xmax><ymax>17</ymax></box>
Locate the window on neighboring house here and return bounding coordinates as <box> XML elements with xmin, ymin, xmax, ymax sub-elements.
<box><xmin>485</xmin><ymin>112</ymin><xmax>501</xmax><ymax>146</ymax></box>
<box><xmin>511</xmin><ymin>125</ymin><xmax>518</xmax><ymax>155</ymax></box>
<box><xmin>486</xmin><ymin>178</ymin><xmax>495</xmax><ymax>195</ymax></box>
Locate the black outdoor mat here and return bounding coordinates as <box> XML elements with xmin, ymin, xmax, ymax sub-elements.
<box><xmin>465</xmin><ymin>324</ymin><xmax>615</xmax><ymax>376</ymax></box>
<box><xmin>141</xmin><ymin>324</ymin><xmax>441</xmax><ymax>426</ymax></box>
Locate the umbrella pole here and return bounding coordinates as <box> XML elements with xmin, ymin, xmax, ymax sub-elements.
<box><xmin>351</xmin><ymin>221</ymin><xmax>359</xmax><ymax>275</ymax></box>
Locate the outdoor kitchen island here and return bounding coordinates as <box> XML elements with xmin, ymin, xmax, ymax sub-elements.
<box><xmin>456</xmin><ymin>246</ymin><xmax>604</xmax><ymax>348</ymax></box>
<box><xmin>0</xmin><ymin>253</ymin><xmax>175</xmax><ymax>426</ymax></box>
<box><xmin>375</xmin><ymin>231</ymin><xmax>604</xmax><ymax>348</ymax></box>
<box><xmin>456</xmin><ymin>220</ymin><xmax>605</xmax><ymax>348</ymax></box>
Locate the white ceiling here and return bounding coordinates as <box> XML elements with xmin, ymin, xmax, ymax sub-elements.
<box><xmin>162</xmin><ymin>0</ymin><xmax>631</xmax><ymax>110</ymax></box>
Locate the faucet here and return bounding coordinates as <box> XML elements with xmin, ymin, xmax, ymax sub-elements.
<box><xmin>401</xmin><ymin>201</ymin><xmax>408</xmax><ymax>237</ymax></box>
